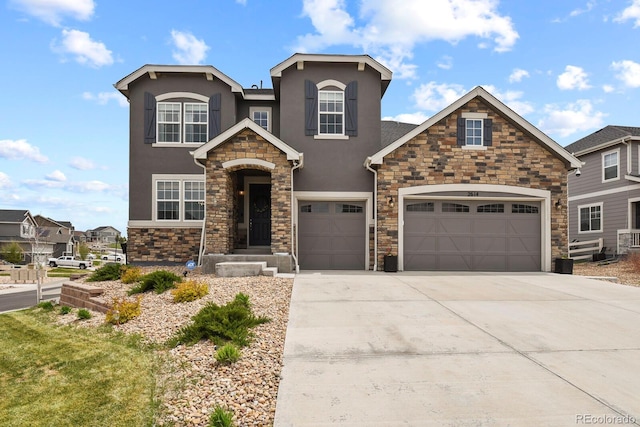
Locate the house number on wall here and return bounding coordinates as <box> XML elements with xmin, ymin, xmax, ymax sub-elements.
<box><xmin>467</xmin><ymin>191</ymin><xmax>479</xmax><ymax>197</ymax></box>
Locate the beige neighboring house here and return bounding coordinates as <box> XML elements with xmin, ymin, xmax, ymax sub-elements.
<box><xmin>33</xmin><ymin>215</ymin><xmax>75</xmax><ymax>258</ymax></box>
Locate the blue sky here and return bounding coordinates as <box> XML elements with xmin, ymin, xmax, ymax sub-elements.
<box><xmin>1</xmin><ymin>0</ymin><xmax>640</xmax><ymax>236</ymax></box>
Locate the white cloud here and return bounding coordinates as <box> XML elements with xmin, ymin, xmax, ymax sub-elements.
<box><xmin>9</xmin><ymin>0</ymin><xmax>94</xmax><ymax>26</ymax></box>
<box><xmin>570</xmin><ymin>1</ymin><xmax>596</xmax><ymax>18</ymax></box>
<box><xmin>436</xmin><ymin>55</ymin><xmax>453</xmax><ymax>70</ymax></box>
<box><xmin>23</xmin><ymin>178</ymin><xmax>65</xmax><ymax>189</ymax></box>
<box><xmin>611</xmin><ymin>60</ymin><xmax>640</xmax><ymax>88</ymax></box>
<box><xmin>412</xmin><ymin>82</ymin><xmax>467</xmax><ymax>112</ymax></box>
<box><xmin>615</xmin><ymin>0</ymin><xmax>640</xmax><ymax>27</ymax></box>
<box><xmin>236</xmin><ymin>0</ymin><xmax>247</xmax><ymax>4</ymax></box>
<box><xmin>0</xmin><ymin>139</ymin><xmax>48</xmax><ymax>163</ymax></box>
<box><xmin>0</xmin><ymin>172</ymin><xmax>12</xmax><ymax>189</ymax></box>
<box><xmin>82</xmin><ymin>91</ymin><xmax>128</xmax><ymax>107</ymax></box>
<box><xmin>295</xmin><ymin>0</ymin><xmax>518</xmax><ymax>79</ymax></box>
<box><xmin>481</xmin><ymin>85</ymin><xmax>534</xmax><ymax>116</ymax></box>
<box><xmin>69</xmin><ymin>156</ymin><xmax>96</xmax><ymax>170</ymax></box>
<box><xmin>382</xmin><ymin>112</ymin><xmax>429</xmax><ymax>125</ymax></box>
<box><xmin>171</xmin><ymin>30</ymin><xmax>210</xmax><ymax>65</ymax></box>
<box><xmin>557</xmin><ymin>65</ymin><xmax>591</xmax><ymax>90</ymax></box>
<box><xmin>68</xmin><ymin>180</ymin><xmax>111</xmax><ymax>192</ymax></box>
<box><xmin>46</xmin><ymin>170</ymin><xmax>67</xmax><ymax>182</ymax></box>
<box><xmin>54</xmin><ymin>29</ymin><xmax>113</xmax><ymax>68</ymax></box>
<box><xmin>538</xmin><ymin>99</ymin><xmax>605</xmax><ymax>138</ymax></box>
<box><xmin>509</xmin><ymin>68</ymin><xmax>530</xmax><ymax>83</ymax></box>
<box><xmin>602</xmin><ymin>84</ymin><xmax>615</xmax><ymax>93</ymax></box>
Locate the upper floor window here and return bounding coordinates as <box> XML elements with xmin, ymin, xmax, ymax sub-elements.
<box><xmin>158</xmin><ymin>103</ymin><xmax>181</xmax><ymax>143</ymax></box>
<box><xmin>250</xmin><ymin>106</ymin><xmax>272</xmax><ymax>132</ymax></box>
<box><xmin>145</xmin><ymin>92</ymin><xmax>220</xmax><ymax>145</ymax></box>
<box><xmin>602</xmin><ymin>149</ymin><xmax>619</xmax><ymax>182</ymax></box>
<box><xmin>304</xmin><ymin>79</ymin><xmax>357</xmax><ymax>139</ymax></box>
<box><xmin>457</xmin><ymin>113</ymin><xmax>492</xmax><ymax>148</ymax></box>
<box><xmin>319</xmin><ymin>91</ymin><xmax>344</xmax><ymax>135</ymax></box>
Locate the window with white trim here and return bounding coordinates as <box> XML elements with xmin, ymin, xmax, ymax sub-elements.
<box><xmin>157</xmin><ymin>101</ymin><xmax>208</xmax><ymax>144</ymax></box>
<box><xmin>157</xmin><ymin>103</ymin><xmax>181</xmax><ymax>143</ymax></box>
<box><xmin>466</xmin><ymin>119</ymin><xmax>483</xmax><ymax>146</ymax></box>
<box><xmin>579</xmin><ymin>203</ymin><xmax>602</xmax><ymax>233</ymax></box>
<box><xmin>602</xmin><ymin>150</ymin><xmax>619</xmax><ymax>182</ymax></box>
<box><xmin>250</xmin><ymin>107</ymin><xmax>271</xmax><ymax>132</ymax></box>
<box><xmin>319</xmin><ymin>91</ymin><xmax>344</xmax><ymax>135</ymax></box>
<box><xmin>155</xmin><ymin>177</ymin><xmax>205</xmax><ymax>222</ymax></box>
<box><xmin>184</xmin><ymin>103</ymin><xmax>208</xmax><ymax>143</ymax></box>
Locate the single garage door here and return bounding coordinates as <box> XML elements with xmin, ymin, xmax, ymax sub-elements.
<box><xmin>298</xmin><ymin>201</ymin><xmax>366</xmax><ymax>270</ymax></box>
<box><xmin>404</xmin><ymin>200</ymin><xmax>541</xmax><ymax>271</ymax></box>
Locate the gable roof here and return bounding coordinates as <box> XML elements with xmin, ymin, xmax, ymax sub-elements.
<box><xmin>115</xmin><ymin>64</ymin><xmax>244</xmax><ymax>99</ymax></box>
<box><xmin>192</xmin><ymin>118</ymin><xmax>303</xmax><ymax>164</ymax></box>
<box><xmin>270</xmin><ymin>53</ymin><xmax>393</xmax><ymax>96</ymax></box>
<box><xmin>367</xmin><ymin>86</ymin><xmax>582</xmax><ymax>169</ymax></box>
<box><xmin>564</xmin><ymin>125</ymin><xmax>640</xmax><ymax>156</ymax></box>
<box><xmin>0</xmin><ymin>209</ymin><xmax>30</xmax><ymax>223</ymax></box>
<box><xmin>381</xmin><ymin>121</ymin><xmax>418</xmax><ymax>149</ymax></box>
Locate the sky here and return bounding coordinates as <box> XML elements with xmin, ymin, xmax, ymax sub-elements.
<box><xmin>1</xmin><ymin>0</ymin><xmax>640</xmax><ymax>237</ymax></box>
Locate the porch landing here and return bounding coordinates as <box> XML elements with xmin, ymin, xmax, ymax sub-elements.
<box><xmin>202</xmin><ymin>253</ymin><xmax>294</xmax><ymax>275</ymax></box>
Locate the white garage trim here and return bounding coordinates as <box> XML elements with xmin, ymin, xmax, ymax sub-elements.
<box><xmin>293</xmin><ymin>191</ymin><xmax>373</xmax><ymax>271</ymax></box>
<box><xmin>397</xmin><ymin>184</ymin><xmax>551</xmax><ymax>272</ymax></box>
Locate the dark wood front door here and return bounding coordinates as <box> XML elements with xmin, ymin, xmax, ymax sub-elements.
<box><xmin>249</xmin><ymin>184</ymin><xmax>271</xmax><ymax>246</ymax></box>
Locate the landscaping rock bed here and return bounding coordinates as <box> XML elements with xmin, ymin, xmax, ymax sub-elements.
<box><xmin>56</xmin><ymin>267</ymin><xmax>293</xmax><ymax>427</ymax></box>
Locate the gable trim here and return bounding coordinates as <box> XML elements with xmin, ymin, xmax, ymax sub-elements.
<box><xmin>192</xmin><ymin>118</ymin><xmax>302</xmax><ymax>162</ymax></box>
<box><xmin>367</xmin><ymin>86</ymin><xmax>582</xmax><ymax>169</ymax></box>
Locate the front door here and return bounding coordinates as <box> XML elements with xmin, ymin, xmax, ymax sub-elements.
<box><xmin>249</xmin><ymin>184</ymin><xmax>271</xmax><ymax>246</ymax></box>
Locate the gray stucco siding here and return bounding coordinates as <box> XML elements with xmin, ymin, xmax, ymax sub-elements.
<box><xmin>127</xmin><ymin>74</ymin><xmax>235</xmax><ymax>221</ymax></box>
<box><xmin>279</xmin><ymin>62</ymin><xmax>382</xmax><ymax>192</ymax></box>
<box><xmin>236</xmin><ymin>100</ymin><xmax>280</xmax><ymax>138</ymax></box>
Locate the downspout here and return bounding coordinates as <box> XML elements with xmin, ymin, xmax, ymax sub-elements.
<box><xmin>193</xmin><ymin>155</ymin><xmax>207</xmax><ymax>266</ymax></box>
<box><xmin>364</xmin><ymin>157</ymin><xmax>378</xmax><ymax>271</ymax></box>
<box><xmin>291</xmin><ymin>154</ymin><xmax>303</xmax><ymax>273</ymax></box>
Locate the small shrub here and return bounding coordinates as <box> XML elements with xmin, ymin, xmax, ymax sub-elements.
<box><xmin>628</xmin><ymin>252</ymin><xmax>640</xmax><ymax>273</ymax></box>
<box><xmin>105</xmin><ymin>296</ymin><xmax>142</xmax><ymax>325</ymax></box>
<box><xmin>77</xmin><ymin>309</ymin><xmax>92</xmax><ymax>320</ymax></box>
<box><xmin>209</xmin><ymin>406</ymin><xmax>235</xmax><ymax>427</ymax></box>
<box><xmin>37</xmin><ymin>301</ymin><xmax>54</xmax><ymax>311</ymax></box>
<box><xmin>168</xmin><ymin>293</ymin><xmax>269</xmax><ymax>348</ymax></box>
<box><xmin>59</xmin><ymin>306</ymin><xmax>72</xmax><ymax>315</ymax></box>
<box><xmin>120</xmin><ymin>266</ymin><xmax>142</xmax><ymax>284</ymax></box>
<box><xmin>171</xmin><ymin>280</ymin><xmax>208</xmax><ymax>303</ymax></box>
<box><xmin>128</xmin><ymin>270</ymin><xmax>181</xmax><ymax>295</ymax></box>
<box><xmin>87</xmin><ymin>263</ymin><xmax>123</xmax><ymax>282</ymax></box>
<box><xmin>215</xmin><ymin>344</ymin><xmax>241</xmax><ymax>364</ymax></box>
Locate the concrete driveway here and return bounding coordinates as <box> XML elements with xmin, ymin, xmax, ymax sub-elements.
<box><xmin>274</xmin><ymin>272</ymin><xmax>640</xmax><ymax>426</ymax></box>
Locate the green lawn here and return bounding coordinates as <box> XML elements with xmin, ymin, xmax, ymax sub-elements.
<box><xmin>0</xmin><ymin>309</ymin><xmax>160</xmax><ymax>427</ymax></box>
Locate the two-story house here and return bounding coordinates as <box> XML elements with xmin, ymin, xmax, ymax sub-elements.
<box><xmin>565</xmin><ymin>126</ymin><xmax>640</xmax><ymax>255</ymax></box>
<box><xmin>0</xmin><ymin>209</ymin><xmax>54</xmax><ymax>264</ymax></box>
<box><xmin>33</xmin><ymin>215</ymin><xmax>75</xmax><ymax>258</ymax></box>
<box><xmin>116</xmin><ymin>53</ymin><xmax>580</xmax><ymax>272</ymax></box>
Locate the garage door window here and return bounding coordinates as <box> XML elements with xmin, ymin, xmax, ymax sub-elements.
<box><xmin>336</xmin><ymin>204</ymin><xmax>363</xmax><ymax>213</ymax></box>
<box><xmin>512</xmin><ymin>204</ymin><xmax>539</xmax><ymax>214</ymax></box>
<box><xmin>477</xmin><ymin>204</ymin><xmax>504</xmax><ymax>213</ymax></box>
<box><xmin>406</xmin><ymin>202</ymin><xmax>435</xmax><ymax>212</ymax></box>
<box><xmin>442</xmin><ymin>203</ymin><xmax>469</xmax><ymax>213</ymax></box>
<box><xmin>301</xmin><ymin>203</ymin><xmax>329</xmax><ymax>213</ymax></box>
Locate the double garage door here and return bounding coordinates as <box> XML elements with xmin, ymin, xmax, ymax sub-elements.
<box><xmin>404</xmin><ymin>200</ymin><xmax>541</xmax><ymax>271</ymax></box>
<box><xmin>298</xmin><ymin>201</ymin><xmax>366</xmax><ymax>270</ymax></box>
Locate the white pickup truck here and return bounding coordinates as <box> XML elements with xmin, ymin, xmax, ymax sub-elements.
<box><xmin>48</xmin><ymin>256</ymin><xmax>92</xmax><ymax>269</ymax></box>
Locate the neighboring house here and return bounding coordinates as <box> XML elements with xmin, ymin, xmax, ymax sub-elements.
<box><xmin>86</xmin><ymin>226</ymin><xmax>121</xmax><ymax>244</ymax></box>
<box><xmin>565</xmin><ymin>126</ymin><xmax>640</xmax><ymax>255</ymax></box>
<box><xmin>0</xmin><ymin>210</ymin><xmax>54</xmax><ymax>264</ymax></box>
<box><xmin>33</xmin><ymin>215</ymin><xmax>75</xmax><ymax>258</ymax></box>
<box><xmin>115</xmin><ymin>54</ymin><xmax>580</xmax><ymax>272</ymax></box>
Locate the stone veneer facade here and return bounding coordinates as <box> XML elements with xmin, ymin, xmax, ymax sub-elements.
<box><xmin>127</xmin><ymin>227</ymin><xmax>201</xmax><ymax>264</ymax></box>
<box><xmin>375</xmin><ymin>99</ymin><xmax>569</xmax><ymax>270</ymax></box>
<box><xmin>202</xmin><ymin>129</ymin><xmax>293</xmax><ymax>255</ymax></box>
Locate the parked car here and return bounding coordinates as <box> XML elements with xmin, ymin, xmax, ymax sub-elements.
<box><xmin>48</xmin><ymin>256</ymin><xmax>92</xmax><ymax>269</ymax></box>
<box><xmin>101</xmin><ymin>252</ymin><xmax>124</xmax><ymax>263</ymax></box>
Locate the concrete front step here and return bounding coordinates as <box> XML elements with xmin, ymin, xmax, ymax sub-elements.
<box><xmin>215</xmin><ymin>261</ymin><xmax>279</xmax><ymax>278</ymax></box>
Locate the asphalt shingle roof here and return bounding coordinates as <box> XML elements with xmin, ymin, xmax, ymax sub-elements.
<box><xmin>564</xmin><ymin>125</ymin><xmax>640</xmax><ymax>155</ymax></box>
<box><xmin>0</xmin><ymin>210</ymin><xmax>29</xmax><ymax>223</ymax></box>
<box><xmin>380</xmin><ymin>120</ymin><xmax>418</xmax><ymax>149</ymax></box>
